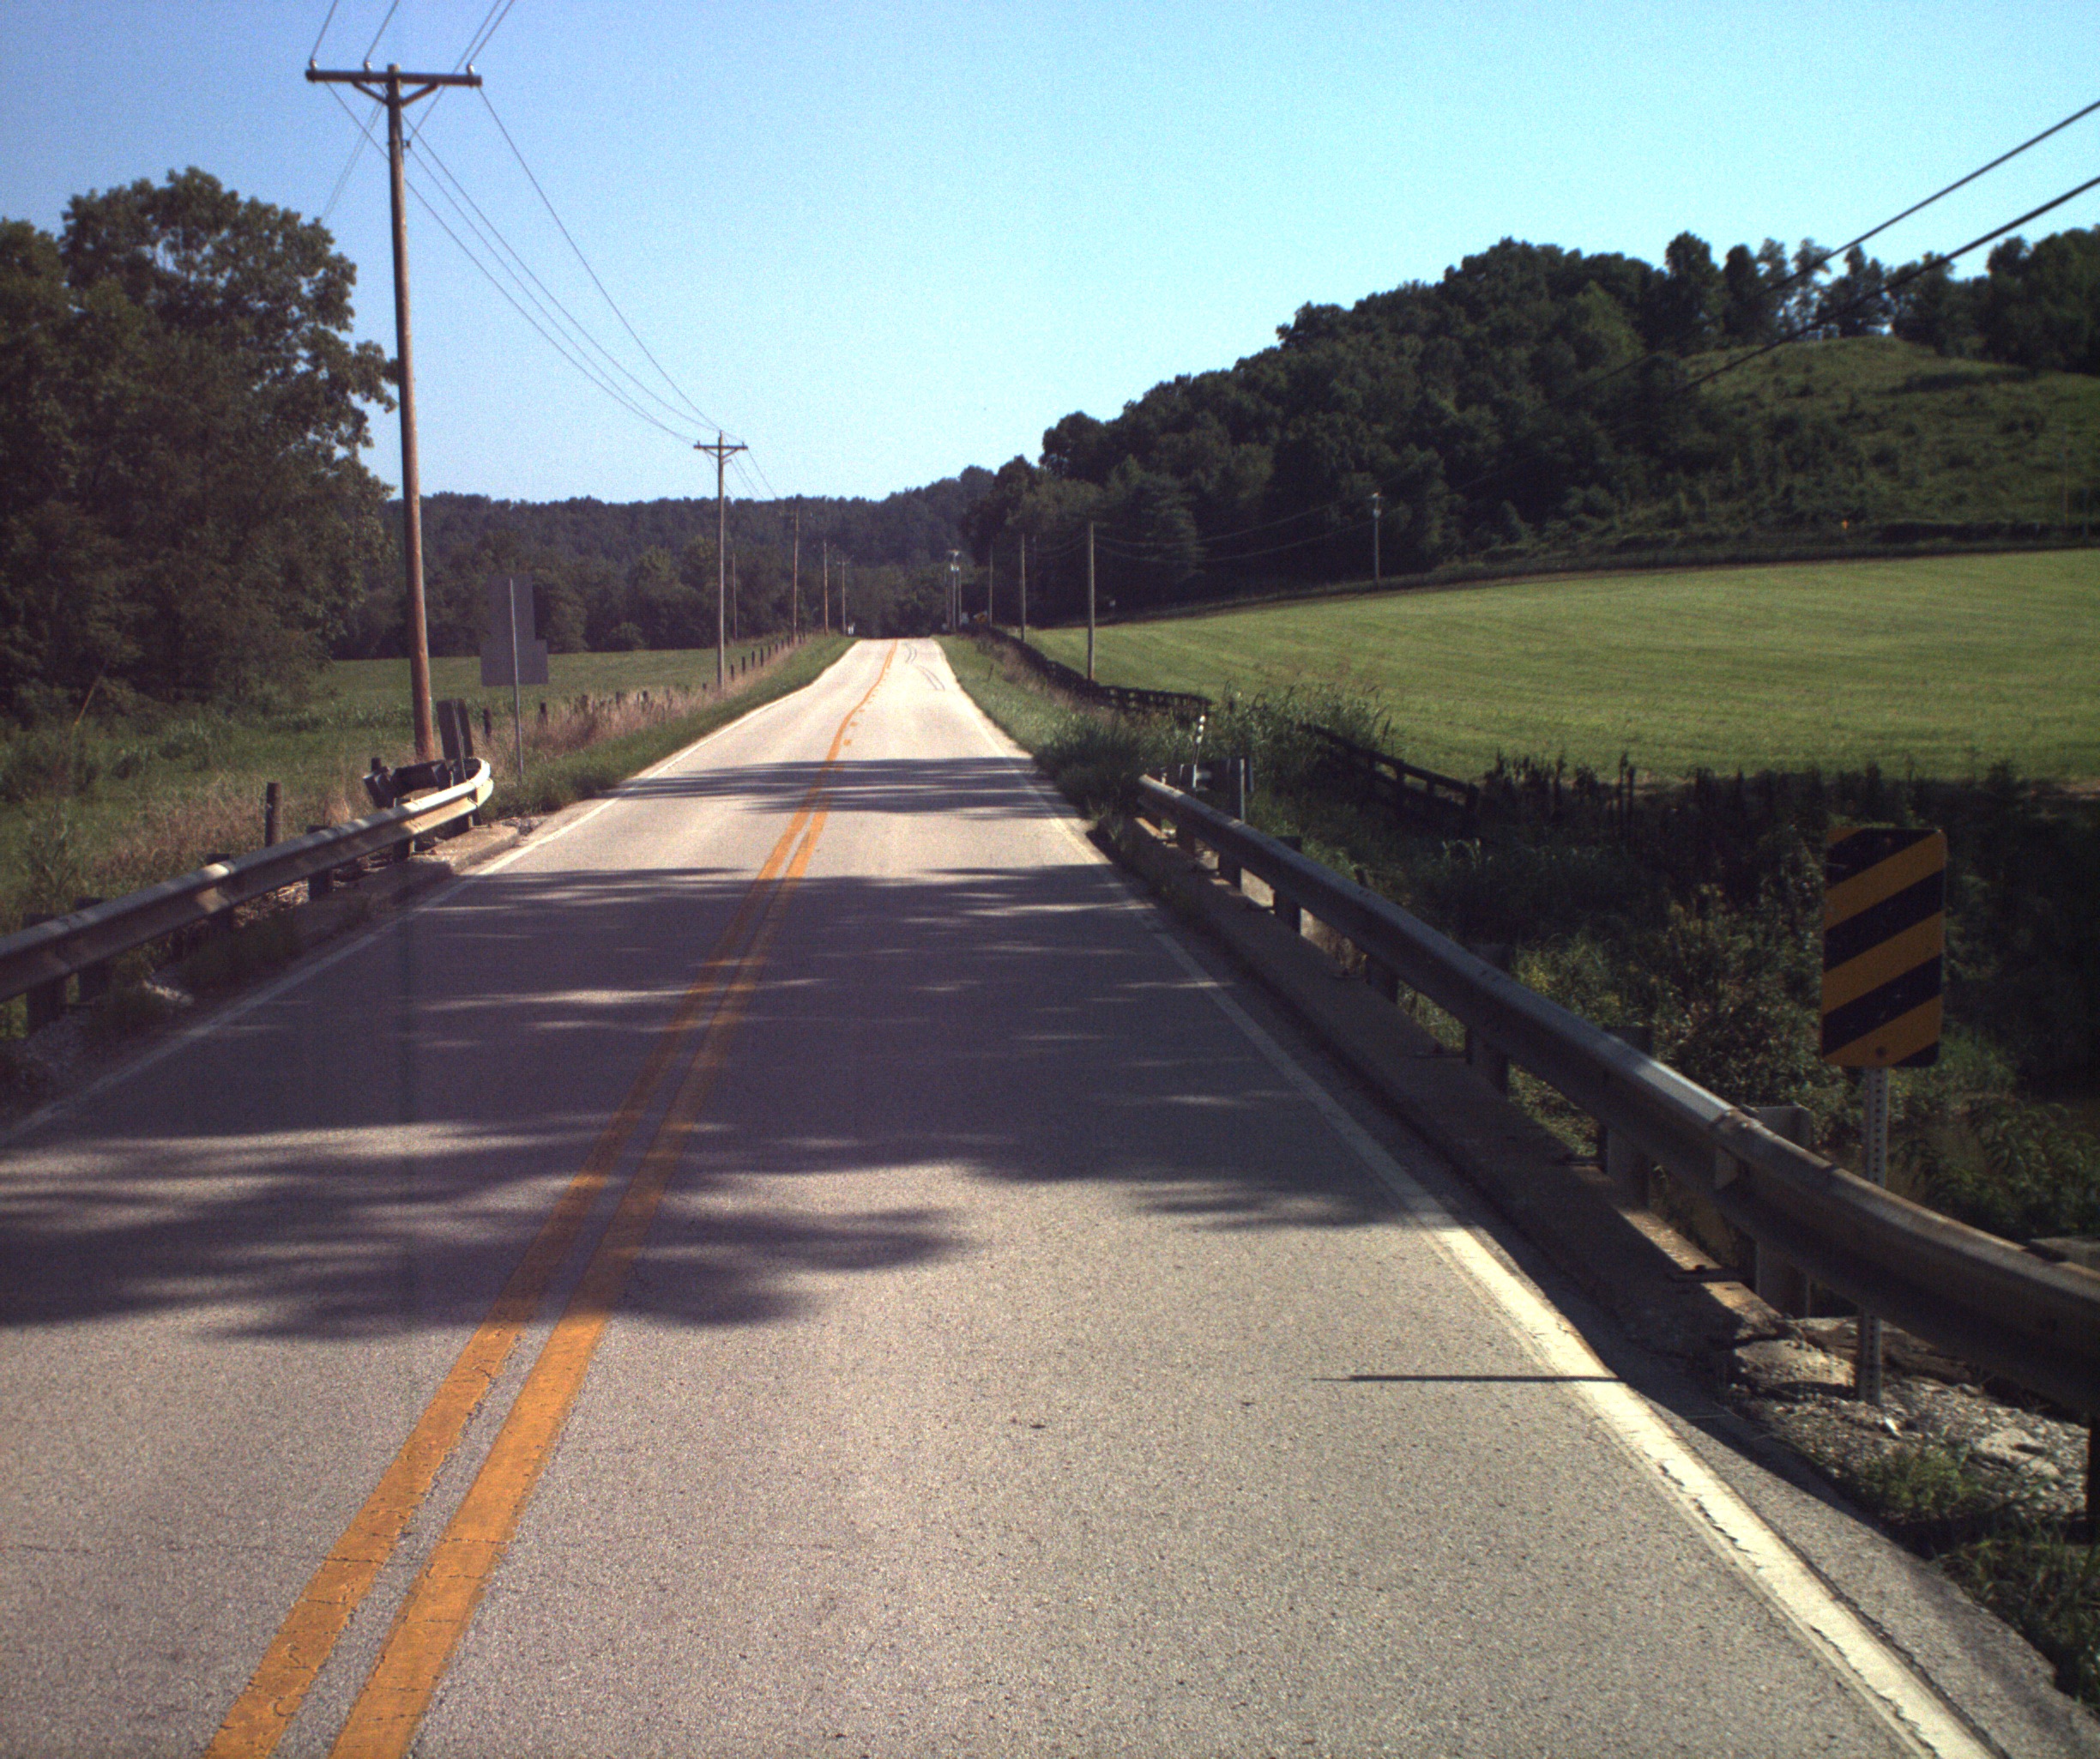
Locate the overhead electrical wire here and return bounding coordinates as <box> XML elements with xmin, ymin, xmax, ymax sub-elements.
<box><xmin>1682</xmin><ymin>166</ymin><xmax>2100</xmax><ymax>394</ymax></box>
<box><xmin>323</xmin><ymin>87</ymin><xmax>697</xmax><ymax>444</ymax></box>
<box><xmin>1079</xmin><ymin>117</ymin><xmax>2100</xmax><ymax>565</ymax></box>
<box><xmin>1776</xmin><ymin>93</ymin><xmax>2100</xmax><ymax>301</ymax></box>
<box><xmin>361</xmin><ymin>0</ymin><xmax>403</xmax><ymax>64</ymax></box>
<box><xmin>475</xmin><ymin>88</ymin><xmax>727</xmax><ymax>437</ymax></box>
<box><xmin>310</xmin><ymin>0</ymin><xmax>344</xmax><ymax>62</ymax></box>
<box><xmin>411</xmin><ymin>130</ymin><xmax>711</xmax><ymax>434</ymax></box>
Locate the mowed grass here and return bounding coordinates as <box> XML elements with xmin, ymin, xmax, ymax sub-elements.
<box><xmin>1029</xmin><ymin>551</ymin><xmax>2100</xmax><ymax>779</ymax></box>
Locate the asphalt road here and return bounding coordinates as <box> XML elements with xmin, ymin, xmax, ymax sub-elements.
<box><xmin>2</xmin><ymin>638</ymin><xmax>2091</xmax><ymax>1757</ymax></box>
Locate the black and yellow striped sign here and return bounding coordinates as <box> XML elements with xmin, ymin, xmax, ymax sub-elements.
<box><xmin>1821</xmin><ymin>826</ymin><xmax>1945</xmax><ymax>1067</ymax></box>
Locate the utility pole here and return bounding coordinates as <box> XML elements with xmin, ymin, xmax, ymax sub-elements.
<box><xmin>730</xmin><ymin>536</ymin><xmax>739</xmax><ymax>643</ymax></box>
<box><xmin>1086</xmin><ymin>521</ymin><xmax>1096</xmax><ymax>681</ymax></box>
<box><xmin>946</xmin><ymin>549</ymin><xmax>960</xmax><ymax>632</ymax></box>
<box><xmin>1018</xmin><ymin>535</ymin><xmax>1028</xmax><ymax>643</ymax></box>
<box><xmin>693</xmin><ymin>433</ymin><xmax>746</xmax><ymax>689</ymax></box>
<box><xmin>306</xmin><ymin>58</ymin><xmax>481</xmax><ymax>760</ymax></box>
<box><xmin>790</xmin><ymin>507</ymin><xmax>800</xmax><ymax>640</ymax></box>
<box><xmin>1371</xmin><ymin>490</ymin><xmax>1383</xmax><ymax>584</ymax></box>
<box><xmin>987</xmin><ymin>548</ymin><xmax>994</xmax><ymax>626</ymax></box>
<box><xmin>821</xmin><ymin>541</ymin><xmax>830</xmax><ymax>633</ymax></box>
<box><xmin>841</xmin><ymin>556</ymin><xmax>849</xmax><ymax>632</ymax></box>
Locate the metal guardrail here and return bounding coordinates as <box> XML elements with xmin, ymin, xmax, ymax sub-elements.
<box><xmin>0</xmin><ymin>759</ymin><xmax>493</xmax><ymax>1010</ymax></box>
<box><xmin>1136</xmin><ymin>774</ymin><xmax>2100</xmax><ymax>1414</ymax></box>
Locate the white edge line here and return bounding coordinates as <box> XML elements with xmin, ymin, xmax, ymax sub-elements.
<box><xmin>0</xmin><ymin>647</ymin><xmax>857</xmax><ymax>1149</ymax></box>
<box><xmin>938</xmin><ymin>641</ymin><xmax>1987</xmax><ymax>1759</ymax></box>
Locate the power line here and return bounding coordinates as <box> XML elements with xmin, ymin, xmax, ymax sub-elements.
<box><xmin>1777</xmin><ymin>93</ymin><xmax>2100</xmax><ymax>301</ymax></box>
<box><xmin>460</xmin><ymin>0</ymin><xmax>519</xmax><ymax>66</ymax></box>
<box><xmin>324</xmin><ymin>87</ymin><xmax>698</xmax><ymax>443</ymax></box>
<box><xmin>475</xmin><ymin>88</ymin><xmax>725</xmax><ymax>436</ymax></box>
<box><xmin>361</xmin><ymin>0</ymin><xmax>403</xmax><ymax>63</ymax></box>
<box><xmin>411</xmin><ymin>127</ymin><xmax>709</xmax><ymax>433</ymax></box>
<box><xmin>1073</xmin><ymin>149</ymin><xmax>2100</xmax><ymax>567</ymax></box>
<box><xmin>310</xmin><ymin>0</ymin><xmax>344</xmax><ymax>63</ymax></box>
<box><xmin>1682</xmin><ymin>167</ymin><xmax>2100</xmax><ymax>395</ymax></box>
<box><xmin>318</xmin><ymin>117</ymin><xmax>369</xmax><ymax>222</ymax></box>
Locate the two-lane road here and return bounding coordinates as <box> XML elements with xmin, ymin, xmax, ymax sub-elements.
<box><xmin>1</xmin><ymin>640</ymin><xmax>2084</xmax><ymax>1755</ymax></box>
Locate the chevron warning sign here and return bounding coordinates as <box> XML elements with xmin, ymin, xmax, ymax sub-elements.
<box><xmin>1821</xmin><ymin>826</ymin><xmax>1946</xmax><ymax>1068</ymax></box>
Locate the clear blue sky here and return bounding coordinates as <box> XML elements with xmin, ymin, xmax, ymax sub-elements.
<box><xmin>3</xmin><ymin>2</ymin><xmax>2096</xmax><ymax>505</ymax></box>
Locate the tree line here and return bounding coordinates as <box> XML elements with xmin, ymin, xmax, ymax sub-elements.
<box><xmin>335</xmin><ymin>478</ymin><xmax>992</xmax><ymax>658</ymax></box>
<box><xmin>958</xmin><ymin>227</ymin><xmax>2100</xmax><ymax>625</ymax></box>
<box><xmin>5</xmin><ymin>161</ymin><xmax>2097</xmax><ymax>723</ymax></box>
<box><xmin>1</xmin><ymin>170</ymin><xmax>388</xmax><ymax>721</ymax></box>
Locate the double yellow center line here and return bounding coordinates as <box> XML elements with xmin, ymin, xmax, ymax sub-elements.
<box><xmin>205</xmin><ymin>645</ymin><xmax>894</xmax><ymax>1759</ymax></box>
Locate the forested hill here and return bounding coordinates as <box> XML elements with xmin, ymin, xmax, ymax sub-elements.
<box><xmin>412</xmin><ymin>471</ymin><xmax>990</xmax><ymax>577</ymax></box>
<box><xmin>352</xmin><ymin>224</ymin><xmax>2100</xmax><ymax>658</ymax></box>
<box><xmin>959</xmin><ymin>227</ymin><xmax>2100</xmax><ymax>626</ymax></box>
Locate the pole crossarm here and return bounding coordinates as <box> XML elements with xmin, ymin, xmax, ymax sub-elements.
<box><xmin>695</xmin><ymin>436</ymin><xmax>748</xmax><ymax>689</ymax></box>
<box><xmin>307</xmin><ymin>67</ymin><xmax>484</xmax><ymax>104</ymax></box>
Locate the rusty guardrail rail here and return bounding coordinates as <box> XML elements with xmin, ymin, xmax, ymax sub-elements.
<box><xmin>0</xmin><ymin>758</ymin><xmax>493</xmax><ymax>1011</ymax></box>
<box><xmin>1136</xmin><ymin>773</ymin><xmax>2100</xmax><ymax>1414</ymax></box>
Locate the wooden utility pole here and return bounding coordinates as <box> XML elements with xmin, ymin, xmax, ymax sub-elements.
<box><xmin>987</xmin><ymin>549</ymin><xmax>994</xmax><ymax>626</ymax></box>
<box><xmin>821</xmin><ymin>541</ymin><xmax>830</xmax><ymax>633</ymax></box>
<box><xmin>1086</xmin><ymin>521</ymin><xmax>1096</xmax><ymax>681</ymax></box>
<box><xmin>694</xmin><ymin>433</ymin><xmax>747</xmax><ymax>688</ymax></box>
<box><xmin>306</xmin><ymin>59</ymin><xmax>482</xmax><ymax>760</ymax></box>
<box><xmin>1372</xmin><ymin>490</ymin><xmax>1383</xmax><ymax>584</ymax></box>
<box><xmin>791</xmin><ymin>507</ymin><xmax>800</xmax><ymax>640</ymax></box>
<box><xmin>1019</xmin><ymin>536</ymin><xmax>1028</xmax><ymax>643</ymax></box>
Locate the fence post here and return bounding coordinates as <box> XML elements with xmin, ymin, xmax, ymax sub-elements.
<box><xmin>1600</xmin><ymin>1024</ymin><xmax>1655</xmax><ymax>1205</ymax></box>
<box><xmin>1749</xmin><ymin>1103</ymin><xmax>1814</xmax><ymax>1316</ymax></box>
<box><xmin>1463</xmin><ymin>943</ymin><xmax>1512</xmax><ymax>1093</ymax></box>
<box><xmin>262</xmin><ymin>782</ymin><xmax>281</xmax><ymax>848</ymax></box>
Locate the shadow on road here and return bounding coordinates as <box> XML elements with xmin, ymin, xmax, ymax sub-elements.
<box><xmin>0</xmin><ymin>753</ymin><xmax>1386</xmax><ymax>1346</ymax></box>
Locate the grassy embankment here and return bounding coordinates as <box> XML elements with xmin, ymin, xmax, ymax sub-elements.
<box><xmin>0</xmin><ymin>637</ymin><xmax>849</xmax><ymax>989</ymax></box>
<box><xmin>1031</xmin><ymin>548</ymin><xmax>2100</xmax><ymax>781</ymax></box>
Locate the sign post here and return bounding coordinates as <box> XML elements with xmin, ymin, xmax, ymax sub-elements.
<box><xmin>1821</xmin><ymin>825</ymin><xmax>1946</xmax><ymax>1403</ymax></box>
<box><xmin>480</xmin><ymin>574</ymin><xmax>549</xmax><ymax>789</ymax></box>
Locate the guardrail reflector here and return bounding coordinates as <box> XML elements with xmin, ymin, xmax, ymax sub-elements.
<box><xmin>1821</xmin><ymin>826</ymin><xmax>1945</xmax><ymax>1068</ymax></box>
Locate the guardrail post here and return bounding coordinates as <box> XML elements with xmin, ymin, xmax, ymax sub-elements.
<box><xmin>72</xmin><ymin>898</ymin><xmax>110</xmax><ymax>1004</ymax></box>
<box><xmin>21</xmin><ymin>915</ymin><xmax>64</xmax><ymax>1031</ymax></box>
<box><xmin>1273</xmin><ymin>837</ymin><xmax>1303</xmax><ymax>932</ymax></box>
<box><xmin>1600</xmin><ymin>1023</ymin><xmax>1654</xmax><ymax>1204</ymax></box>
<box><xmin>1749</xmin><ymin>1103</ymin><xmax>1814</xmax><ymax>1316</ymax></box>
<box><xmin>1172</xmin><ymin>768</ymin><xmax>1198</xmax><ymax>852</ymax></box>
<box><xmin>1464</xmin><ymin>943</ymin><xmax>1512</xmax><ymax>1093</ymax></box>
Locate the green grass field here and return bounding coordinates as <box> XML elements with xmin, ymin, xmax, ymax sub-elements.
<box><xmin>1029</xmin><ymin>550</ymin><xmax>2100</xmax><ymax>779</ymax></box>
<box><xmin>0</xmin><ymin>638</ymin><xmax>810</xmax><ymax>936</ymax></box>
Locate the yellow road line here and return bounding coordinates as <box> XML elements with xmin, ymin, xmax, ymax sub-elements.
<box><xmin>202</xmin><ymin>644</ymin><xmax>893</xmax><ymax>1759</ymax></box>
<box><xmin>329</xmin><ymin>807</ymin><xmax>830</xmax><ymax>1759</ymax></box>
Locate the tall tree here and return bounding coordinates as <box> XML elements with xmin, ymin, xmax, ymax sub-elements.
<box><xmin>0</xmin><ymin>169</ymin><xmax>391</xmax><ymax>716</ymax></box>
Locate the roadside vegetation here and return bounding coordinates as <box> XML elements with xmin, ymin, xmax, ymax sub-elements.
<box><xmin>943</xmin><ymin>626</ymin><xmax>2100</xmax><ymax>1707</ymax></box>
<box><xmin>0</xmin><ymin>638</ymin><xmax>848</xmax><ymax>1036</ymax></box>
<box><xmin>1026</xmin><ymin>548</ymin><xmax>2100</xmax><ymax>780</ymax></box>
